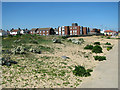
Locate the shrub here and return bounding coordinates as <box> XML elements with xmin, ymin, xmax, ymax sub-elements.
<box><xmin>29</xmin><ymin>40</ymin><xmax>38</xmax><ymax>44</ymax></box>
<box><xmin>105</xmin><ymin>42</ymin><xmax>111</xmax><ymax>45</ymax></box>
<box><xmin>107</xmin><ymin>37</ymin><xmax>111</xmax><ymax>39</ymax></box>
<box><xmin>93</xmin><ymin>56</ymin><xmax>106</xmax><ymax>61</ymax></box>
<box><xmin>78</xmin><ymin>38</ymin><xmax>84</xmax><ymax>42</ymax></box>
<box><xmin>73</xmin><ymin>65</ymin><xmax>93</xmax><ymax>77</ymax></box>
<box><xmin>62</xmin><ymin>36</ymin><xmax>68</xmax><ymax>39</ymax></box>
<box><xmin>92</xmin><ymin>45</ymin><xmax>102</xmax><ymax>53</ymax></box>
<box><xmin>67</xmin><ymin>39</ymin><xmax>72</xmax><ymax>42</ymax></box>
<box><xmin>84</xmin><ymin>45</ymin><xmax>93</xmax><ymax>50</ymax></box>
<box><xmin>107</xmin><ymin>46</ymin><xmax>112</xmax><ymax>51</ymax></box>
<box><xmin>94</xmin><ymin>42</ymin><xmax>100</xmax><ymax>45</ymax></box>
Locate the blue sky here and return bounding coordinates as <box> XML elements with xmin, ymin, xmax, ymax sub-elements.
<box><xmin>2</xmin><ymin>2</ymin><xmax>118</xmax><ymax>31</ymax></box>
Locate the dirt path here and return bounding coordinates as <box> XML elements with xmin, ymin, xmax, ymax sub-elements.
<box><xmin>78</xmin><ymin>40</ymin><xmax>118</xmax><ymax>88</ymax></box>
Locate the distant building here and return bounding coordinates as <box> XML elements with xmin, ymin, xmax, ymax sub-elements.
<box><xmin>10</xmin><ymin>29</ymin><xmax>20</xmax><ymax>35</ymax></box>
<box><xmin>101</xmin><ymin>29</ymin><xmax>105</xmax><ymax>34</ymax></box>
<box><xmin>104</xmin><ymin>30</ymin><xmax>117</xmax><ymax>36</ymax></box>
<box><xmin>30</xmin><ymin>28</ymin><xmax>55</xmax><ymax>35</ymax></box>
<box><xmin>54</xmin><ymin>28</ymin><xmax>59</xmax><ymax>35</ymax></box>
<box><xmin>82</xmin><ymin>27</ymin><xmax>88</xmax><ymax>35</ymax></box>
<box><xmin>57</xmin><ymin>23</ymin><xmax>87</xmax><ymax>36</ymax></box>
<box><xmin>90</xmin><ymin>28</ymin><xmax>101</xmax><ymax>34</ymax></box>
<box><xmin>0</xmin><ymin>29</ymin><xmax>8</xmax><ymax>36</ymax></box>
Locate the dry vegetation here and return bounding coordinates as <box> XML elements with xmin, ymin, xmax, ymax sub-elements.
<box><xmin>1</xmin><ymin>35</ymin><xmax>118</xmax><ymax>88</ymax></box>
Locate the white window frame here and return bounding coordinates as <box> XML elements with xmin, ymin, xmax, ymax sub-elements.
<box><xmin>43</xmin><ymin>31</ymin><xmax>45</xmax><ymax>33</ymax></box>
<box><xmin>75</xmin><ymin>27</ymin><xmax>77</xmax><ymax>29</ymax></box>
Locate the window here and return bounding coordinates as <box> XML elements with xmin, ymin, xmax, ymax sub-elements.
<box><xmin>43</xmin><ymin>31</ymin><xmax>45</xmax><ymax>33</ymax></box>
<box><xmin>43</xmin><ymin>33</ymin><xmax>45</xmax><ymax>36</ymax></box>
<box><xmin>70</xmin><ymin>27</ymin><xmax>72</xmax><ymax>29</ymax></box>
<box><xmin>62</xmin><ymin>26</ymin><xmax>65</xmax><ymax>30</ymax></box>
<box><xmin>37</xmin><ymin>31</ymin><xmax>39</xmax><ymax>33</ymax></box>
<box><xmin>59</xmin><ymin>32</ymin><xmax>61</xmax><ymax>35</ymax></box>
<box><xmin>62</xmin><ymin>31</ymin><xmax>65</xmax><ymax>35</ymax></box>
<box><xmin>70</xmin><ymin>33</ymin><xmax>72</xmax><ymax>35</ymax></box>
<box><xmin>47</xmin><ymin>31</ymin><xmax>49</xmax><ymax>33</ymax></box>
<box><xmin>75</xmin><ymin>27</ymin><xmax>77</xmax><ymax>29</ymax></box>
<box><xmin>75</xmin><ymin>30</ymin><xmax>77</xmax><ymax>33</ymax></box>
<box><xmin>40</xmin><ymin>31</ymin><xmax>41</xmax><ymax>33</ymax></box>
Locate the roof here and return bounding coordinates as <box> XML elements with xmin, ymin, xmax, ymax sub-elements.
<box><xmin>37</xmin><ymin>28</ymin><xmax>52</xmax><ymax>31</ymax></box>
<box><xmin>104</xmin><ymin>30</ymin><xmax>115</xmax><ymax>32</ymax></box>
<box><xmin>11</xmin><ymin>29</ymin><xmax>19</xmax><ymax>32</ymax></box>
<box><xmin>31</xmin><ymin>28</ymin><xmax>37</xmax><ymax>31</ymax></box>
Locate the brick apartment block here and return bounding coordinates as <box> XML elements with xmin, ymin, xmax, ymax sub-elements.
<box><xmin>58</xmin><ymin>23</ymin><xmax>84</xmax><ymax>36</ymax></box>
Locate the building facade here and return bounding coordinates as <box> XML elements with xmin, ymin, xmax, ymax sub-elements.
<box><xmin>104</xmin><ymin>30</ymin><xmax>117</xmax><ymax>36</ymax></box>
<box><xmin>30</xmin><ymin>28</ymin><xmax>55</xmax><ymax>35</ymax></box>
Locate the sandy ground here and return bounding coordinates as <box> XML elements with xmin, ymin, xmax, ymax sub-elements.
<box><xmin>1</xmin><ymin>36</ymin><xmax>118</xmax><ymax>88</ymax></box>
<box><xmin>78</xmin><ymin>38</ymin><xmax>118</xmax><ymax>88</ymax></box>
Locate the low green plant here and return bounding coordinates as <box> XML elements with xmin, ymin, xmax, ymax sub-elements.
<box><xmin>84</xmin><ymin>45</ymin><xmax>93</xmax><ymax>50</ymax></box>
<box><xmin>92</xmin><ymin>45</ymin><xmax>102</xmax><ymax>53</ymax></box>
<box><xmin>107</xmin><ymin>37</ymin><xmax>111</xmax><ymax>39</ymax></box>
<box><xmin>78</xmin><ymin>38</ymin><xmax>84</xmax><ymax>42</ymax></box>
<box><xmin>107</xmin><ymin>46</ymin><xmax>112</xmax><ymax>51</ymax></box>
<box><xmin>94</xmin><ymin>42</ymin><xmax>100</xmax><ymax>45</ymax></box>
<box><xmin>73</xmin><ymin>65</ymin><xmax>93</xmax><ymax>77</ymax></box>
<box><xmin>93</xmin><ymin>56</ymin><xmax>106</xmax><ymax>61</ymax></box>
<box><xmin>105</xmin><ymin>42</ymin><xmax>111</xmax><ymax>45</ymax></box>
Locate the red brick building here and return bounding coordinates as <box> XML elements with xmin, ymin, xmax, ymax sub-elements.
<box><xmin>30</xmin><ymin>28</ymin><xmax>55</xmax><ymax>35</ymax></box>
<box><xmin>58</xmin><ymin>26</ymin><xmax>69</xmax><ymax>36</ymax></box>
<box><xmin>58</xmin><ymin>23</ymin><xmax>83</xmax><ymax>36</ymax></box>
<box><xmin>82</xmin><ymin>27</ymin><xmax>88</xmax><ymax>35</ymax></box>
<box><xmin>69</xmin><ymin>26</ymin><xmax>81</xmax><ymax>35</ymax></box>
<box><xmin>91</xmin><ymin>28</ymin><xmax>100</xmax><ymax>33</ymax></box>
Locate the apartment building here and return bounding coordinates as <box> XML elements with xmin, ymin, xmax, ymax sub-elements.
<box><xmin>58</xmin><ymin>26</ymin><xmax>69</xmax><ymax>36</ymax></box>
<box><xmin>58</xmin><ymin>23</ymin><xmax>83</xmax><ymax>36</ymax></box>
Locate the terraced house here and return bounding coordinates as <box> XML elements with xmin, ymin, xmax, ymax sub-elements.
<box><xmin>30</xmin><ymin>28</ymin><xmax>55</xmax><ymax>35</ymax></box>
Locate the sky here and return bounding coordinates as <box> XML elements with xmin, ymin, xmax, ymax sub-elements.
<box><xmin>2</xmin><ymin>2</ymin><xmax>118</xmax><ymax>31</ymax></box>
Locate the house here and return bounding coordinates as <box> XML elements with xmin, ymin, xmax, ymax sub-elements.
<box><xmin>10</xmin><ymin>29</ymin><xmax>20</xmax><ymax>35</ymax></box>
<box><xmin>104</xmin><ymin>30</ymin><xmax>117</xmax><ymax>36</ymax></box>
<box><xmin>90</xmin><ymin>28</ymin><xmax>101</xmax><ymax>34</ymax></box>
<box><xmin>30</xmin><ymin>28</ymin><xmax>37</xmax><ymax>34</ymax></box>
<box><xmin>37</xmin><ymin>28</ymin><xmax>55</xmax><ymax>35</ymax></box>
<box><xmin>100</xmin><ymin>29</ymin><xmax>105</xmax><ymax>34</ymax></box>
<box><xmin>30</xmin><ymin>28</ymin><xmax>55</xmax><ymax>35</ymax></box>
<box><xmin>0</xmin><ymin>29</ymin><xmax>8</xmax><ymax>36</ymax></box>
